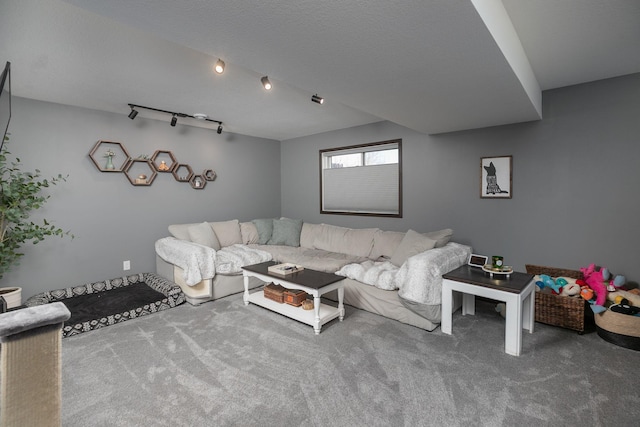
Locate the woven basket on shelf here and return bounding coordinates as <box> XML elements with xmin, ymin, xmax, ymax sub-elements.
<box><xmin>525</xmin><ymin>264</ymin><xmax>592</xmax><ymax>333</ymax></box>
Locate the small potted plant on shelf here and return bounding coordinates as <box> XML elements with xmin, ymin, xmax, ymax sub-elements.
<box><xmin>0</xmin><ymin>135</ymin><xmax>72</xmax><ymax>307</ymax></box>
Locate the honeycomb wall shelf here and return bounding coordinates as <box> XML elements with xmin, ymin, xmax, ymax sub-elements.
<box><xmin>172</xmin><ymin>164</ymin><xmax>194</xmax><ymax>183</ymax></box>
<box><xmin>123</xmin><ymin>159</ymin><xmax>157</xmax><ymax>186</ymax></box>
<box><xmin>151</xmin><ymin>150</ymin><xmax>177</xmax><ymax>173</ymax></box>
<box><xmin>89</xmin><ymin>140</ymin><xmax>131</xmax><ymax>172</ymax></box>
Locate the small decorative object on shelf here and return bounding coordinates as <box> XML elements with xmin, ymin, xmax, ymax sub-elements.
<box><xmin>189</xmin><ymin>174</ymin><xmax>207</xmax><ymax>189</ymax></box>
<box><xmin>104</xmin><ymin>149</ymin><xmax>116</xmax><ymax>170</ymax></box>
<box><xmin>123</xmin><ymin>159</ymin><xmax>157</xmax><ymax>186</ymax></box>
<box><xmin>158</xmin><ymin>161</ymin><xmax>170</xmax><ymax>171</ymax></box>
<box><xmin>135</xmin><ymin>174</ymin><xmax>147</xmax><ymax>185</ymax></box>
<box><xmin>301</xmin><ymin>299</ymin><xmax>314</xmax><ymax>310</ymax></box>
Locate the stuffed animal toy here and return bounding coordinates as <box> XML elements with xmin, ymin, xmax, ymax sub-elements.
<box><xmin>536</xmin><ymin>274</ymin><xmax>562</xmax><ymax>294</ymax></box>
<box><xmin>579</xmin><ymin>264</ymin><xmax>608</xmax><ymax>313</ymax></box>
<box><xmin>557</xmin><ymin>277</ymin><xmax>581</xmax><ymax>296</ymax></box>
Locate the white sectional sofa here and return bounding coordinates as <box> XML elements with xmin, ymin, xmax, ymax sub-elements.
<box><xmin>155</xmin><ymin>218</ymin><xmax>471</xmax><ymax>331</ymax></box>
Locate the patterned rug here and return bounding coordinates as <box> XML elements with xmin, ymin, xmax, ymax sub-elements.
<box><xmin>25</xmin><ymin>273</ymin><xmax>185</xmax><ymax>337</ymax></box>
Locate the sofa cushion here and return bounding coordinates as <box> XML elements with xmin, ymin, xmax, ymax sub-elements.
<box><xmin>299</xmin><ymin>222</ymin><xmax>321</xmax><ymax>248</ymax></box>
<box><xmin>370</xmin><ymin>230</ymin><xmax>405</xmax><ymax>260</ymax></box>
<box><xmin>268</xmin><ymin>218</ymin><xmax>303</xmax><ymax>247</ymax></box>
<box><xmin>240</xmin><ymin>222</ymin><xmax>259</xmax><ymax>244</ymax></box>
<box><xmin>425</xmin><ymin>228</ymin><xmax>454</xmax><ymax>248</ymax></box>
<box><xmin>312</xmin><ymin>224</ymin><xmax>377</xmax><ymax>258</ymax></box>
<box><xmin>390</xmin><ymin>229</ymin><xmax>437</xmax><ymax>267</ymax></box>
<box><xmin>168</xmin><ymin>223</ymin><xmax>200</xmax><ymax>241</ymax></box>
<box><xmin>188</xmin><ymin>222</ymin><xmax>221</xmax><ymax>250</ymax></box>
<box><xmin>210</xmin><ymin>220</ymin><xmax>242</xmax><ymax>247</ymax></box>
<box><xmin>252</xmin><ymin>218</ymin><xmax>274</xmax><ymax>244</ymax></box>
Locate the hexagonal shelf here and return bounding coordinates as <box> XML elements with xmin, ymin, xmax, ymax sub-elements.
<box><xmin>123</xmin><ymin>159</ymin><xmax>157</xmax><ymax>186</ymax></box>
<box><xmin>190</xmin><ymin>174</ymin><xmax>207</xmax><ymax>189</ymax></box>
<box><xmin>203</xmin><ymin>169</ymin><xmax>217</xmax><ymax>181</ymax></box>
<box><xmin>89</xmin><ymin>140</ymin><xmax>131</xmax><ymax>172</ymax></box>
<box><xmin>172</xmin><ymin>164</ymin><xmax>194</xmax><ymax>182</ymax></box>
<box><xmin>151</xmin><ymin>150</ymin><xmax>177</xmax><ymax>173</ymax></box>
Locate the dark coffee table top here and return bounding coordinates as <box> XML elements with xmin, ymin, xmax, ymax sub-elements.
<box><xmin>242</xmin><ymin>261</ymin><xmax>343</xmax><ymax>290</ymax></box>
<box><xmin>443</xmin><ymin>265</ymin><xmax>534</xmax><ymax>294</ymax></box>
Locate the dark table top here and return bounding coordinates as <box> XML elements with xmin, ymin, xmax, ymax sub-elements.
<box><xmin>442</xmin><ymin>265</ymin><xmax>534</xmax><ymax>294</ymax></box>
<box><xmin>242</xmin><ymin>261</ymin><xmax>344</xmax><ymax>290</ymax></box>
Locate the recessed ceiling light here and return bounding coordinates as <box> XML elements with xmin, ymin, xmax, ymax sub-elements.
<box><xmin>193</xmin><ymin>113</ymin><xmax>208</xmax><ymax>120</ymax></box>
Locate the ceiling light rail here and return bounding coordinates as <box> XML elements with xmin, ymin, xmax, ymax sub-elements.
<box><xmin>128</xmin><ymin>104</ymin><xmax>223</xmax><ymax>134</ymax></box>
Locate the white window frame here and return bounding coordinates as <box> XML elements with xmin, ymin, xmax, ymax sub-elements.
<box><xmin>320</xmin><ymin>139</ymin><xmax>402</xmax><ymax>217</ymax></box>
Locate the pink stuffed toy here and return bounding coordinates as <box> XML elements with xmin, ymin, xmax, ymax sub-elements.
<box><xmin>580</xmin><ymin>263</ymin><xmax>608</xmax><ymax>313</ymax></box>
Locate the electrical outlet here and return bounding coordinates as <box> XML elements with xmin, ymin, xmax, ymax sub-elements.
<box><xmin>123</xmin><ymin>260</ymin><xmax>131</xmax><ymax>271</ymax></box>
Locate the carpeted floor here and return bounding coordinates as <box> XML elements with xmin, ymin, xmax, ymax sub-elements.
<box><xmin>61</xmin><ymin>293</ymin><xmax>640</xmax><ymax>426</ymax></box>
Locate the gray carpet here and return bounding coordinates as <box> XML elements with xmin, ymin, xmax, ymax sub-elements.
<box><xmin>61</xmin><ymin>293</ymin><xmax>640</xmax><ymax>426</ymax></box>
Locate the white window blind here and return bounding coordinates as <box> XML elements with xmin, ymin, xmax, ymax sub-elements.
<box><xmin>320</xmin><ymin>139</ymin><xmax>402</xmax><ymax>217</ymax></box>
<box><xmin>323</xmin><ymin>164</ymin><xmax>399</xmax><ymax>214</ymax></box>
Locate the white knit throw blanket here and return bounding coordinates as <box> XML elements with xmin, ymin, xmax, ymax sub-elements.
<box><xmin>215</xmin><ymin>244</ymin><xmax>273</xmax><ymax>275</ymax></box>
<box><xmin>155</xmin><ymin>238</ymin><xmax>216</xmax><ymax>286</ymax></box>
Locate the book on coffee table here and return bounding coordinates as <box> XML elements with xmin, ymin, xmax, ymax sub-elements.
<box><xmin>267</xmin><ymin>263</ymin><xmax>304</xmax><ymax>275</ymax></box>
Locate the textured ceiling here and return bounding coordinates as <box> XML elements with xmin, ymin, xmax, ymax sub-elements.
<box><xmin>1</xmin><ymin>0</ymin><xmax>638</xmax><ymax>141</ymax></box>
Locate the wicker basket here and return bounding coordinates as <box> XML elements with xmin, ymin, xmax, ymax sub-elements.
<box><xmin>525</xmin><ymin>264</ymin><xmax>592</xmax><ymax>333</ymax></box>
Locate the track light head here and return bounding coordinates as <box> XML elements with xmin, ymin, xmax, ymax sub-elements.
<box><xmin>128</xmin><ymin>108</ymin><xmax>138</xmax><ymax>119</ymax></box>
<box><xmin>217</xmin><ymin>124</ymin><xmax>223</xmax><ymax>134</ymax></box>
<box><xmin>311</xmin><ymin>94</ymin><xmax>324</xmax><ymax>105</ymax></box>
<box><xmin>170</xmin><ymin>114</ymin><xmax>177</xmax><ymax>127</ymax></box>
<box><xmin>214</xmin><ymin>58</ymin><xmax>225</xmax><ymax>74</ymax></box>
<box><xmin>261</xmin><ymin>76</ymin><xmax>272</xmax><ymax>90</ymax></box>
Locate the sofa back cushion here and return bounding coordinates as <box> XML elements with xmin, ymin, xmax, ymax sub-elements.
<box><xmin>311</xmin><ymin>224</ymin><xmax>377</xmax><ymax>258</ymax></box>
<box><xmin>390</xmin><ymin>229</ymin><xmax>437</xmax><ymax>267</ymax></box>
<box><xmin>300</xmin><ymin>223</ymin><xmax>321</xmax><ymax>248</ymax></box>
<box><xmin>168</xmin><ymin>223</ymin><xmax>200</xmax><ymax>241</ymax></box>
<box><xmin>240</xmin><ymin>222</ymin><xmax>259</xmax><ymax>244</ymax></box>
<box><xmin>425</xmin><ymin>228</ymin><xmax>454</xmax><ymax>248</ymax></box>
<box><xmin>370</xmin><ymin>230</ymin><xmax>405</xmax><ymax>260</ymax></box>
<box><xmin>210</xmin><ymin>220</ymin><xmax>242</xmax><ymax>247</ymax></box>
<box><xmin>187</xmin><ymin>222</ymin><xmax>222</xmax><ymax>250</ymax></box>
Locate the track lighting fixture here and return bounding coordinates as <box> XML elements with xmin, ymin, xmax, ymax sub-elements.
<box><xmin>261</xmin><ymin>76</ymin><xmax>272</xmax><ymax>90</ymax></box>
<box><xmin>127</xmin><ymin>104</ymin><xmax>223</xmax><ymax>134</ymax></box>
<box><xmin>214</xmin><ymin>58</ymin><xmax>225</xmax><ymax>74</ymax></box>
<box><xmin>311</xmin><ymin>94</ymin><xmax>324</xmax><ymax>105</ymax></box>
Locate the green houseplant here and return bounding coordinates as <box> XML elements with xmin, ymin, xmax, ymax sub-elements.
<box><xmin>0</xmin><ymin>135</ymin><xmax>71</xmax><ymax>280</ymax></box>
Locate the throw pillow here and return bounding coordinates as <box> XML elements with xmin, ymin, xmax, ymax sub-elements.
<box><xmin>209</xmin><ymin>219</ymin><xmax>242</xmax><ymax>247</ymax></box>
<box><xmin>269</xmin><ymin>218</ymin><xmax>303</xmax><ymax>247</ymax></box>
<box><xmin>252</xmin><ymin>218</ymin><xmax>274</xmax><ymax>244</ymax></box>
<box><xmin>390</xmin><ymin>229</ymin><xmax>437</xmax><ymax>267</ymax></box>
<box><xmin>424</xmin><ymin>228</ymin><xmax>454</xmax><ymax>248</ymax></box>
<box><xmin>187</xmin><ymin>222</ymin><xmax>221</xmax><ymax>250</ymax></box>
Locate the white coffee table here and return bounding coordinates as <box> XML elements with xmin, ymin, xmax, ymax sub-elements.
<box><xmin>242</xmin><ymin>262</ymin><xmax>345</xmax><ymax>334</ymax></box>
<box><xmin>441</xmin><ymin>265</ymin><xmax>535</xmax><ymax>356</ymax></box>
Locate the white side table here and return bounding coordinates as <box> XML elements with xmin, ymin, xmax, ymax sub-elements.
<box><xmin>441</xmin><ymin>265</ymin><xmax>535</xmax><ymax>356</ymax></box>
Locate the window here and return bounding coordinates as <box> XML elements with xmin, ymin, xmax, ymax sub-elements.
<box><xmin>320</xmin><ymin>139</ymin><xmax>402</xmax><ymax>217</ymax></box>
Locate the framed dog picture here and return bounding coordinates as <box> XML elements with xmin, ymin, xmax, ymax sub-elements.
<box><xmin>481</xmin><ymin>156</ymin><xmax>512</xmax><ymax>199</ymax></box>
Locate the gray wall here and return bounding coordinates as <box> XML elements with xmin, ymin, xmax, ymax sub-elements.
<box><xmin>281</xmin><ymin>73</ymin><xmax>640</xmax><ymax>281</ymax></box>
<box><xmin>2</xmin><ymin>98</ymin><xmax>281</xmax><ymax>299</ymax></box>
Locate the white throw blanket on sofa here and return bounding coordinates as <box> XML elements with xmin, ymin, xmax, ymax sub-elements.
<box><xmin>336</xmin><ymin>242</ymin><xmax>471</xmax><ymax>305</ymax></box>
<box><xmin>335</xmin><ymin>260</ymin><xmax>399</xmax><ymax>290</ymax></box>
<box><xmin>155</xmin><ymin>237</ymin><xmax>217</xmax><ymax>286</ymax></box>
<box><xmin>215</xmin><ymin>244</ymin><xmax>273</xmax><ymax>275</ymax></box>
